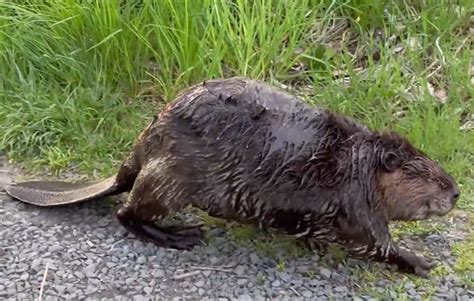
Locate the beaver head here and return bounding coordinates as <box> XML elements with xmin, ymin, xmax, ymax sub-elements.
<box><xmin>373</xmin><ymin>132</ymin><xmax>459</xmax><ymax>221</ymax></box>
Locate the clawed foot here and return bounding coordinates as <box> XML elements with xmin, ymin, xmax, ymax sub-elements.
<box><xmin>142</xmin><ymin>224</ymin><xmax>205</xmax><ymax>250</ymax></box>
<box><xmin>397</xmin><ymin>248</ymin><xmax>436</xmax><ymax>278</ymax></box>
<box><xmin>117</xmin><ymin>207</ymin><xmax>205</xmax><ymax>251</ymax></box>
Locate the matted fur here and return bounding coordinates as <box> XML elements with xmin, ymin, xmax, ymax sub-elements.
<box><xmin>6</xmin><ymin>77</ymin><xmax>460</xmax><ymax>278</ymax></box>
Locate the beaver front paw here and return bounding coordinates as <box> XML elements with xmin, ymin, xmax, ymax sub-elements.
<box><xmin>397</xmin><ymin>248</ymin><xmax>436</xmax><ymax>278</ymax></box>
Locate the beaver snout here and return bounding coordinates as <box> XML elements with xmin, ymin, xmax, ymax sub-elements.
<box><xmin>449</xmin><ymin>185</ymin><xmax>460</xmax><ymax>204</ymax></box>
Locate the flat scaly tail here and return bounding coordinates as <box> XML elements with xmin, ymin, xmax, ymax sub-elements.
<box><xmin>5</xmin><ymin>175</ymin><xmax>121</xmax><ymax>207</ymax></box>
<box><xmin>4</xmin><ymin>116</ymin><xmax>157</xmax><ymax>207</ymax></box>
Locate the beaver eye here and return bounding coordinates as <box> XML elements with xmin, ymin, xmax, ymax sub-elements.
<box><xmin>382</xmin><ymin>151</ymin><xmax>402</xmax><ymax>172</ymax></box>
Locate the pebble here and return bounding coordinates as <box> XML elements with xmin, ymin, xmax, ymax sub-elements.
<box><xmin>48</xmin><ymin>245</ymin><xmax>63</xmax><ymax>252</ymax></box>
<box><xmin>136</xmin><ymin>256</ymin><xmax>147</xmax><ymax>264</ymax></box>
<box><xmin>277</xmin><ymin>271</ymin><xmax>291</xmax><ymax>282</ymax></box>
<box><xmin>319</xmin><ymin>267</ymin><xmax>331</xmax><ymax>279</ymax></box>
<box><xmin>296</xmin><ymin>265</ymin><xmax>311</xmax><ymax>273</ymax></box>
<box><xmin>195</xmin><ymin>280</ymin><xmax>205</xmax><ymax>288</ymax></box>
<box><xmin>237</xmin><ymin>279</ymin><xmax>248</xmax><ymax>287</ymax></box>
<box><xmin>250</xmin><ymin>253</ymin><xmax>260</xmax><ymax>264</ymax></box>
<box><xmin>234</xmin><ymin>265</ymin><xmax>247</xmax><ymax>276</ymax></box>
<box><xmin>426</xmin><ymin>234</ymin><xmax>443</xmax><ymax>243</ymax></box>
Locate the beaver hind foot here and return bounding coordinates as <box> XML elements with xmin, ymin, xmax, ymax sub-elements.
<box><xmin>117</xmin><ymin>207</ymin><xmax>204</xmax><ymax>250</ymax></box>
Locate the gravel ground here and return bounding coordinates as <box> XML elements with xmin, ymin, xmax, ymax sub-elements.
<box><xmin>1</xmin><ymin>156</ymin><xmax>473</xmax><ymax>300</ymax></box>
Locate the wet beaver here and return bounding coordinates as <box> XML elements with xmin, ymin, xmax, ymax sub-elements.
<box><xmin>6</xmin><ymin>77</ymin><xmax>460</xmax><ymax>278</ymax></box>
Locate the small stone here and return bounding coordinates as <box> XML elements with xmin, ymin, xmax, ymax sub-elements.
<box><xmin>181</xmin><ymin>281</ymin><xmax>190</xmax><ymax>288</ymax></box>
<box><xmin>48</xmin><ymin>245</ymin><xmax>63</xmax><ymax>252</ymax></box>
<box><xmin>74</xmin><ymin>271</ymin><xmax>84</xmax><ymax>279</ymax></box>
<box><xmin>47</xmin><ymin>263</ymin><xmax>57</xmax><ymax>271</ymax></box>
<box><xmin>319</xmin><ymin>268</ymin><xmax>331</xmax><ymax>279</ymax></box>
<box><xmin>198</xmin><ymin>288</ymin><xmax>205</xmax><ymax>296</ymax></box>
<box><xmin>291</xmin><ymin>279</ymin><xmax>303</xmax><ymax>287</ymax></box>
<box><xmin>133</xmin><ymin>295</ymin><xmax>146</xmax><ymax>301</ymax></box>
<box><xmin>277</xmin><ymin>272</ymin><xmax>291</xmax><ymax>282</ymax></box>
<box><xmin>136</xmin><ymin>256</ymin><xmax>147</xmax><ymax>264</ymax></box>
<box><xmin>154</xmin><ymin>269</ymin><xmax>165</xmax><ymax>278</ymax></box>
<box><xmin>250</xmin><ymin>253</ymin><xmax>259</xmax><ymax>264</ymax></box>
<box><xmin>16</xmin><ymin>293</ymin><xmax>31</xmax><ymax>300</ymax></box>
<box><xmin>209</xmin><ymin>256</ymin><xmax>222</xmax><ymax>265</ymax></box>
<box><xmin>255</xmin><ymin>295</ymin><xmax>266</xmax><ymax>301</ymax></box>
<box><xmin>335</xmin><ymin>286</ymin><xmax>346</xmax><ymax>293</ymax></box>
<box><xmin>237</xmin><ymin>279</ymin><xmax>248</xmax><ymax>287</ymax></box>
<box><xmin>144</xmin><ymin>287</ymin><xmax>153</xmax><ymax>294</ymax></box>
<box><xmin>426</xmin><ymin>234</ymin><xmax>444</xmax><ymax>244</ymax></box>
<box><xmin>234</xmin><ymin>265</ymin><xmax>247</xmax><ymax>276</ymax></box>
<box><xmin>296</xmin><ymin>265</ymin><xmax>310</xmax><ymax>273</ymax></box>
<box><xmin>31</xmin><ymin>259</ymin><xmax>42</xmax><ymax>271</ymax></box>
<box><xmin>271</xmin><ymin>280</ymin><xmax>281</xmax><ymax>287</ymax></box>
<box><xmin>185</xmin><ymin>286</ymin><xmax>197</xmax><ymax>293</ymax></box>
<box><xmin>125</xmin><ymin>277</ymin><xmax>137</xmax><ymax>284</ymax></box>
<box><xmin>194</xmin><ymin>280</ymin><xmax>205</xmax><ymax>288</ymax></box>
<box><xmin>105</xmin><ymin>262</ymin><xmax>116</xmax><ymax>268</ymax></box>
<box><xmin>238</xmin><ymin>295</ymin><xmax>252</xmax><ymax>301</ymax></box>
<box><xmin>85</xmin><ymin>286</ymin><xmax>98</xmax><ymax>295</ymax></box>
<box><xmin>84</xmin><ymin>265</ymin><xmax>96</xmax><ymax>277</ymax></box>
<box><xmin>302</xmin><ymin>290</ymin><xmax>312</xmax><ymax>298</ymax></box>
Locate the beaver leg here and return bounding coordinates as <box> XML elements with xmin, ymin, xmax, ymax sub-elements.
<box><xmin>338</xmin><ymin>227</ymin><xmax>433</xmax><ymax>277</ymax></box>
<box><xmin>116</xmin><ymin>162</ymin><xmax>204</xmax><ymax>250</ymax></box>
<box><xmin>346</xmin><ymin>241</ymin><xmax>435</xmax><ymax>278</ymax></box>
<box><xmin>335</xmin><ymin>216</ymin><xmax>434</xmax><ymax>277</ymax></box>
<box><xmin>116</xmin><ymin>207</ymin><xmax>203</xmax><ymax>250</ymax></box>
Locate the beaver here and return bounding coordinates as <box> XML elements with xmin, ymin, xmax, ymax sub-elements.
<box><xmin>5</xmin><ymin>77</ymin><xmax>460</xmax><ymax>278</ymax></box>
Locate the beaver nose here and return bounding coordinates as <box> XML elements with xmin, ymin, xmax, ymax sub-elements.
<box><xmin>450</xmin><ymin>186</ymin><xmax>460</xmax><ymax>204</ymax></box>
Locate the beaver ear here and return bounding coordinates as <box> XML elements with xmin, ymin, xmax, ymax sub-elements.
<box><xmin>381</xmin><ymin>151</ymin><xmax>402</xmax><ymax>172</ymax></box>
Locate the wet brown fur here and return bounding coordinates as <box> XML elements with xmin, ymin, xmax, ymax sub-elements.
<box><xmin>5</xmin><ymin>77</ymin><xmax>460</xmax><ymax>277</ymax></box>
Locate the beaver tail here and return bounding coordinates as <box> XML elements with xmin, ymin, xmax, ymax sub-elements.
<box><xmin>5</xmin><ymin>175</ymin><xmax>122</xmax><ymax>207</ymax></box>
<box><xmin>6</xmin><ymin>146</ymin><xmax>143</xmax><ymax>207</ymax></box>
<box><xmin>4</xmin><ymin>114</ymin><xmax>163</xmax><ymax>207</ymax></box>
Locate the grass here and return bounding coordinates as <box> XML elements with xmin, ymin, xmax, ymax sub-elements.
<box><xmin>451</xmin><ymin>213</ymin><xmax>474</xmax><ymax>287</ymax></box>
<box><xmin>0</xmin><ymin>0</ymin><xmax>473</xmax><ymax>288</ymax></box>
<box><xmin>0</xmin><ymin>1</ymin><xmax>472</xmax><ymax>197</ymax></box>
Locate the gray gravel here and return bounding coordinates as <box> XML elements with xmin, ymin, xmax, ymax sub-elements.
<box><xmin>1</xmin><ymin>157</ymin><xmax>473</xmax><ymax>300</ymax></box>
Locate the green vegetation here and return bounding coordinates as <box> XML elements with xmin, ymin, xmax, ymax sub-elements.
<box><xmin>0</xmin><ymin>0</ymin><xmax>472</xmax><ymax>287</ymax></box>
<box><xmin>451</xmin><ymin>213</ymin><xmax>474</xmax><ymax>287</ymax></box>
<box><xmin>390</xmin><ymin>219</ymin><xmax>448</xmax><ymax>240</ymax></box>
<box><xmin>1</xmin><ymin>1</ymin><xmax>472</xmax><ymax>202</ymax></box>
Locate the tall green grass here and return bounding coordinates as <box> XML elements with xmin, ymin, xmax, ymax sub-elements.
<box><xmin>0</xmin><ymin>0</ymin><xmax>472</xmax><ymax>207</ymax></box>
